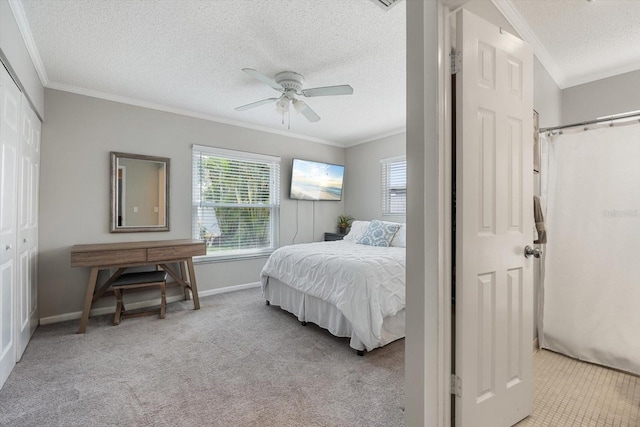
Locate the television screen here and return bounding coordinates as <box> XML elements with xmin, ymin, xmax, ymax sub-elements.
<box><xmin>290</xmin><ymin>159</ymin><xmax>345</xmax><ymax>201</ymax></box>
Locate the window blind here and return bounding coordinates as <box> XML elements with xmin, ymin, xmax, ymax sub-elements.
<box><xmin>381</xmin><ymin>156</ymin><xmax>407</xmax><ymax>215</ymax></box>
<box><xmin>192</xmin><ymin>145</ymin><xmax>280</xmax><ymax>259</ymax></box>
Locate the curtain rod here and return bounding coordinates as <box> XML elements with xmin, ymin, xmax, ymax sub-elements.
<box><xmin>539</xmin><ymin>112</ymin><xmax>640</xmax><ymax>133</ymax></box>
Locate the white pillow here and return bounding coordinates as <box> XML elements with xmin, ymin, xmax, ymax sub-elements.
<box><xmin>390</xmin><ymin>223</ymin><xmax>406</xmax><ymax>247</ymax></box>
<box><xmin>343</xmin><ymin>220</ymin><xmax>370</xmax><ymax>242</ymax></box>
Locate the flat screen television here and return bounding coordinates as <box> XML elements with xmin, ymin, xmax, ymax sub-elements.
<box><xmin>290</xmin><ymin>159</ymin><xmax>345</xmax><ymax>201</ymax></box>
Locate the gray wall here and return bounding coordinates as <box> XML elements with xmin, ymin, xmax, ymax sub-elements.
<box><xmin>0</xmin><ymin>0</ymin><xmax>44</xmax><ymax>118</ymax></box>
<box><xmin>344</xmin><ymin>133</ymin><xmax>406</xmax><ymax>223</ymax></box>
<box><xmin>534</xmin><ymin>59</ymin><xmax>562</xmax><ymax>129</ymax></box>
<box><xmin>531</xmin><ymin>46</ymin><xmax>562</xmax><ymax>340</ymax></box>
<box><xmin>562</xmin><ymin>70</ymin><xmax>640</xmax><ymax>125</ymax></box>
<box><xmin>39</xmin><ymin>89</ymin><xmax>345</xmax><ymax>319</ymax></box>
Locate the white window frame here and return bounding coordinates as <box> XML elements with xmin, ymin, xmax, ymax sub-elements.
<box><xmin>381</xmin><ymin>155</ymin><xmax>407</xmax><ymax>216</ymax></box>
<box><xmin>192</xmin><ymin>145</ymin><xmax>280</xmax><ymax>261</ymax></box>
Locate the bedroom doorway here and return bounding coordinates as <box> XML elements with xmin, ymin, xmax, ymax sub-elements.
<box><xmin>449</xmin><ymin>8</ymin><xmax>535</xmax><ymax>427</ymax></box>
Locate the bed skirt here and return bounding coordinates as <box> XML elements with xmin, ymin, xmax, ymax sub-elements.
<box><xmin>263</xmin><ymin>277</ymin><xmax>405</xmax><ymax>352</ymax></box>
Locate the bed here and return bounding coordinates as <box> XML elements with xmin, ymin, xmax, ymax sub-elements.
<box><xmin>260</xmin><ymin>220</ymin><xmax>406</xmax><ymax>354</ymax></box>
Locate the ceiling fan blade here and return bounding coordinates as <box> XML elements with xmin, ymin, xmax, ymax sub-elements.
<box><xmin>241</xmin><ymin>68</ymin><xmax>284</xmax><ymax>92</ymax></box>
<box><xmin>301</xmin><ymin>84</ymin><xmax>354</xmax><ymax>97</ymax></box>
<box><xmin>235</xmin><ymin>97</ymin><xmax>279</xmax><ymax>111</ymax></box>
<box><xmin>292</xmin><ymin>99</ymin><xmax>320</xmax><ymax>122</ymax></box>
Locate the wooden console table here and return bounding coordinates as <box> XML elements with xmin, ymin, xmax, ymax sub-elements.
<box><xmin>71</xmin><ymin>239</ymin><xmax>206</xmax><ymax>333</ymax></box>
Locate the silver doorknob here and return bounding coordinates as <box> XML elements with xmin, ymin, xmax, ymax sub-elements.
<box><xmin>5</xmin><ymin>245</ymin><xmax>12</xmax><ymax>250</ymax></box>
<box><xmin>524</xmin><ymin>245</ymin><xmax>542</xmax><ymax>259</ymax></box>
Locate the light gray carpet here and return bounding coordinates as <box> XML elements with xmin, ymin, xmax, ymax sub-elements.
<box><xmin>0</xmin><ymin>288</ymin><xmax>404</xmax><ymax>426</ymax></box>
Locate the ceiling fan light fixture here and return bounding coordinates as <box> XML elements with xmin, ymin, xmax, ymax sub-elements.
<box><xmin>275</xmin><ymin>97</ymin><xmax>290</xmax><ymax>113</ymax></box>
<box><xmin>292</xmin><ymin>99</ymin><xmax>305</xmax><ymax>114</ymax></box>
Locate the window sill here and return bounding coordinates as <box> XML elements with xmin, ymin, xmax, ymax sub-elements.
<box><xmin>194</xmin><ymin>250</ymin><xmax>274</xmax><ymax>264</ymax></box>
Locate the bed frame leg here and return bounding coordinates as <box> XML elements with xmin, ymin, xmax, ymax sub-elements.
<box><xmin>265</xmin><ymin>300</ymin><xmax>270</xmax><ymax>306</ymax></box>
<box><xmin>356</xmin><ymin>350</ymin><xmax>364</xmax><ymax>357</ymax></box>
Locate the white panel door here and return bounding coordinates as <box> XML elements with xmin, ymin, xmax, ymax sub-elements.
<box><xmin>16</xmin><ymin>97</ymin><xmax>40</xmax><ymax>359</ymax></box>
<box><xmin>455</xmin><ymin>9</ymin><xmax>534</xmax><ymax>427</ymax></box>
<box><xmin>0</xmin><ymin>64</ymin><xmax>21</xmax><ymax>389</ymax></box>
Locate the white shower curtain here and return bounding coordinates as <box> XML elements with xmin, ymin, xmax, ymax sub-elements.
<box><xmin>540</xmin><ymin>122</ymin><xmax>640</xmax><ymax>376</ymax></box>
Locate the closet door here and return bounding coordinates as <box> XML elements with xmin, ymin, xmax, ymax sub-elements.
<box><xmin>0</xmin><ymin>64</ymin><xmax>21</xmax><ymax>388</ymax></box>
<box><xmin>16</xmin><ymin>97</ymin><xmax>40</xmax><ymax>359</ymax></box>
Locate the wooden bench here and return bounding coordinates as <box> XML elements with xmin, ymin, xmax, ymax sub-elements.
<box><xmin>112</xmin><ymin>271</ymin><xmax>168</xmax><ymax>325</ymax></box>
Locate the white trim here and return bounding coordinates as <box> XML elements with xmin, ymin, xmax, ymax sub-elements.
<box><xmin>192</xmin><ymin>144</ymin><xmax>281</xmax><ymax>163</ymax></box>
<box><xmin>46</xmin><ymin>81</ymin><xmax>345</xmax><ymax>148</ymax></box>
<box><xmin>492</xmin><ymin>0</ymin><xmax>567</xmax><ymax>89</ymax></box>
<box><xmin>194</xmin><ymin>252</ymin><xmax>272</xmax><ymax>264</ymax></box>
<box><xmin>197</xmin><ymin>281</ymin><xmax>261</xmax><ymax>298</ymax></box>
<box><xmin>39</xmin><ymin>282</ymin><xmax>261</xmax><ymax>325</ymax></box>
<box><xmin>7</xmin><ymin>0</ymin><xmax>49</xmax><ymax>87</ymax></box>
<box><xmin>439</xmin><ymin>3</ymin><xmax>453</xmax><ymax>425</ymax></box>
<box><xmin>380</xmin><ymin>155</ymin><xmax>407</xmax><ymax>164</ymax></box>
<box><xmin>343</xmin><ymin>127</ymin><xmax>407</xmax><ymax>147</ymax></box>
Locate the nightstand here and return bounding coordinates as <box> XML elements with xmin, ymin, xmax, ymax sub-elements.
<box><xmin>324</xmin><ymin>232</ymin><xmax>346</xmax><ymax>241</ymax></box>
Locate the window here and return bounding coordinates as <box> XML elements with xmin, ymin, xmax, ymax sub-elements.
<box><xmin>381</xmin><ymin>156</ymin><xmax>406</xmax><ymax>215</ymax></box>
<box><xmin>192</xmin><ymin>145</ymin><xmax>280</xmax><ymax>260</ymax></box>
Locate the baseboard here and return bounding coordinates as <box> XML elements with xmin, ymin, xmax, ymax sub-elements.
<box><xmin>198</xmin><ymin>281</ymin><xmax>261</xmax><ymax>298</ymax></box>
<box><xmin>39</xmin><ymin>281</ymin><xmax>262</xmax><ymax>325</ymax></box>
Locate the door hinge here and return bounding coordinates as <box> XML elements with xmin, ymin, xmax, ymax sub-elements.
<box><xmin>450</xmin><ymin>51</ymin><xmax>461</xmax><ymax>75</ymax></box>
<box><xmin>450</xmin><ymin>374</ymin><xmax>462</xmax><ymax>397</ymax></box>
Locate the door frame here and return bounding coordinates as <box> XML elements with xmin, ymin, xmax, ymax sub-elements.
<box><xmin>439</xmin><ymin>2</ymin><xmax>454</xmax><ymax>425</ymax></box>
<box><xmin>405</xmin><ymin>1</ymin><xmax>452</xmax><ymax>425</ymax></box>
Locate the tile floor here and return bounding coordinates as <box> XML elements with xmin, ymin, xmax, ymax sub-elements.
<box><xmin>516</xmin><ymin>349</ymin><xmax>640</xmax><ymax>427</ymax></box>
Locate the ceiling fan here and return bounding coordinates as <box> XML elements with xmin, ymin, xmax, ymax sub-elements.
<box><xmin>235</xmin><ymin>68</ymin><xmax>354</xmax><ymax>123</ymax></box>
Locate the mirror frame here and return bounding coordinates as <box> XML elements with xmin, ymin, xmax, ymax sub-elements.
<box><xmin>110</xmin><ymin>152</ymin><xmax>170</xmax><ymax>233</ymax></box>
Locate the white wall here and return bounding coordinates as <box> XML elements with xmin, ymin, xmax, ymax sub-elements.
<box><xmin>405</xmin><ymin>0</ymin><xmax>439</xmax><ymax>424</ymax></box>
<box><xmin>562</xmin><ymin>70</ymin><xmax>640</xmax><ymax>125</ymax></box>
<box><xmin>0</xmin><ymin>0</ymin><xmax>43</xmax><ymax>118</ymax></box>
<box><xmin>39</xmin><ymin>89</ymin><xmax>345</xmax><ymax>319</ymax></box>
<box><xmin>344</xmin><ymin>133</ymin><xmax>406</xmax><ymax>223</ymax></box>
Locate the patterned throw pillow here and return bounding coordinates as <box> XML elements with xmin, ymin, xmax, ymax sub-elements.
<box><xmin>357</xmin><ymin>220</ymin><xmax>401</xmax><ymax>247</ymax></box>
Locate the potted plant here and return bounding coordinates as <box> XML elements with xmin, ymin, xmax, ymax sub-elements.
<box><xmin>337</xmin><ymin>214</ymin><xmax>354</xmax><ymax>234</ymax></box>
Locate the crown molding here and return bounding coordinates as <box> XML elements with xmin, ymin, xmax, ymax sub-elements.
<box><xmin>343</xmin><ymin>127</ymin><xmax>406</xmax><ymax>148</ymax></box>
<box><xmin>492</xmin><ymin>0</ymin><xmax>567</xmax><ymax>89</ymax></box>
<box><xmin>45</xmin><ymin>82</ymin><xmax>346</xmax><ymax>147</ymax></box>
<box><xmin>8</xmin><ymin>0</ymin><xmax>49</xmax><ymax>86</ymax></box>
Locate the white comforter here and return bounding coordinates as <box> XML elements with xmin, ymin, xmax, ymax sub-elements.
<box><xmin>260</xmin><ymin>240</ymin><xmax>405</xmax><ymax>350</ymax></box>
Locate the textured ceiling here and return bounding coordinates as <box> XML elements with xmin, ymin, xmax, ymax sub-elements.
<box><xmin>13</xmin><ymin>0</ymin><xmax>640</xmax><ymax>145</ymax></box>
<box><xmin>506</xmin><ymin>0</ymin><xmax>640</xmax><ymax>89</ymax></box>
<box><xmin>17</xmin><ymin>0</ymin><xmax>406</xmax><ymax>146</ymax></box>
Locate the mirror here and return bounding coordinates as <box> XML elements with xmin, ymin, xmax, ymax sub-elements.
<box><xmin>110</xmin><ymin>152</ymin><xmax>170</xmax><ymax>232</ymax></box>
